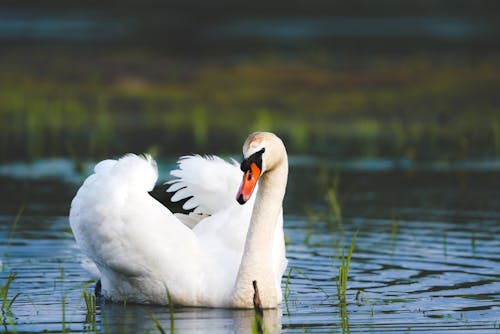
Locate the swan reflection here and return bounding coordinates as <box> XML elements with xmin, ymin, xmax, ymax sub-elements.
<box><xmin>99</xmin><ymin>303</ymin><xmax>282</xmax><ymax>334</ymax></box>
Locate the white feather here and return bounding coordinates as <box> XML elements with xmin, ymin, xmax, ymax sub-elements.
<box><xmin>166</xmin><ymin>155</ymin><xmax>243</xmax><ymax>215</ymax></box>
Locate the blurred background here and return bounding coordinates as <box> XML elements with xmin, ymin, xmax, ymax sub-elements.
<box><xmin>1</xmin><ymin>3</ymin><xmax>499</xmax><ymax>332</ymax></box>
<box><xmin>0</xmin><ymin>0</ymin><xmax>499</xmax><ymax>161</ymax></box>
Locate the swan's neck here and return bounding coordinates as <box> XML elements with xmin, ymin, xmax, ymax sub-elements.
<box><xmin>231</xmin><ymin>160</ymin><xmax>288</xmax><ymax>308</ymax></box>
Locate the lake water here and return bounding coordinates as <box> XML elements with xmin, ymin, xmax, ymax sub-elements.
<box><xmin>0</xmin><ymin>157</ymin><xmax>499</xmax><ymax>333</ymax></box>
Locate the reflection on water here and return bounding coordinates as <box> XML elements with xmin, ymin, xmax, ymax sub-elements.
<box><xmin>101</xmin><ymin>304</ymin><xmax>281</xmax><ymax>334</ymax></box>
<box><xmin>0</xmin><ymin>158</ymin><xmax>499</xmax><ymax>333</ymax></box>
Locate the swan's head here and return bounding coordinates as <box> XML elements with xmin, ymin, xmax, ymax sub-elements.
<box><xmin>236</xmin><ymin>132</ymin><xmax>286</xmax><ymax>204</ymax></box>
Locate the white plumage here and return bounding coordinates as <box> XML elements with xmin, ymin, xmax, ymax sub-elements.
<box><xmin>168</xmin><ymin>155</ymin><xmax>243</xmax><ymax>215</ymax></box>
<box><xmin>69</xmin><ymin>132</ymin><xmax>288</xmax><ymax>308</ymax></box>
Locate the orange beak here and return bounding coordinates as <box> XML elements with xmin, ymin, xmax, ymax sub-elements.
<box><xmin>236</xmin><ymin>162</ymin><xmax>261</xmax><ymax>204</ymax></box>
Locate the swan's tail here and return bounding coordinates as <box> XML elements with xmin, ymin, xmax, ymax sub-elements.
<box><xmin>69</xmin><ymin>154</ymin><xmax>158</xmax><ymax>275</ymax></box>
<box><xmin>95</xmin><ymin>154</ymin><xmax>157</xmax><ymax>192</ymax></box>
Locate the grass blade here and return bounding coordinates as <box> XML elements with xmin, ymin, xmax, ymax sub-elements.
<box><xmin>150</xmin><ymin>314</ymin><xmax>166</xmax><ymax>334</ymax></box>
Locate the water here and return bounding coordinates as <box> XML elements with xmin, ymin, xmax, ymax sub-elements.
<box><xmin>0</xmin><ymin>158</ymin><xmax>499</xmax><ymax>333</ymax></box>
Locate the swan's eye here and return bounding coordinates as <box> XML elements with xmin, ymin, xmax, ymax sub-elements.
<box><xmin>240</xmin><ymin>148</ymin><xmax>265</xmax><ymax>172</ymax></box>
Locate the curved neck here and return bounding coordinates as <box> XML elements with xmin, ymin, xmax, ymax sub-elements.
<box><xmin>231</xmin><ymin>158</ymin><xmax>288</xmax><ymax>308</ymax></box>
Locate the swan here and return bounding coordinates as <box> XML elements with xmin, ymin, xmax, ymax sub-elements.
<box><xmin>69</xmin><ymin>131</ymin><xmax>288</xmax><ymax>308</ymax></box>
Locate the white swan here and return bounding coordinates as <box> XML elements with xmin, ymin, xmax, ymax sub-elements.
<box><xmin>69</xmin><ymin>132</ymin><xmax>288</xmax><ymax>308</ymax></box>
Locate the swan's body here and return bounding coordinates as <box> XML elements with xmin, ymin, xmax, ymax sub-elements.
<box><xmin>69</xmin><ymin>132</ymin><xmax>288</xmax><ymax>308</ymax></box>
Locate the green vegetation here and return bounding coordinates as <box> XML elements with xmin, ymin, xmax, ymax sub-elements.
<box><xmin>81</xmin><ymin>283</ymin><xmax>97</xmax><ymax>331</ymax></box>
<box><xmin>443</xmin><ymin>233</ymin><xmax>448</xmax><ymax>257</ymax></box>
<box><xmin>3</xmin><ymin>206</ymin><xmax>24</xmax><ymax>264</ymax></box>
<box><xmin>301</xmin><ymin>168</ymin><xmax>358</xmax><ymax>334</ymax></box>
<box><xmin>150</xmin><ymin>314</ymin><xmax>166</xmax><ymax>334</ymax></box>
<box><xmin>165</xmin><ymin>287</ymin><xmax>174</xmax><ymax>333</ymax></box>
<box><xmin>252</xmin><ymin>309</ymin><xmax>264</xmax><ymax>334</ymax></box>
<box><xmin>336</xmin><ymin>230</ymin><xmax>358</xmax><ymax>305</ymax></box>
<box><xmin>326</xmin><ymin>168</ymin><xmax>343</xmax><ymax>233</ymax></box>
<box><xmin>1</xmin><ymin>48</ymin><xmax>499</xmax><ymax>161</ymax></box>
<box><xmin>391</xmin><ymin>216</ymin><xmax>399</xmax><ymax>252</ymax></box>
<box><xmin>60</xmin><ymin>268</ymin><xmax>67</xmax><ymax>334</ymax></box>
<box><xmin>336</xmin><ymin>230</ymin><xmax>358</xmax><ymax>334</ymax></box>
<box><xmin>391</xmin><ymin>217</ymin><xmax>399</xmax><ymax>243</ymax></box>
<box><xmin>1</xmin><ymin>273</ymin><xmax>19</xmax><ymax>333</ymax></box>
<box><xmin>305</xmin><ymin>165</ymin><xmax>346</xmax><ymax>239</ymax></box>
<box><xmin>283</xmin><ymin>267</ymin><xmax>293</xmax><ymax>315</ymax></box>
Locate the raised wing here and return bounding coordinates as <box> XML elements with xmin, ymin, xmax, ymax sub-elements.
<box><xmin>166</xmin><ymin>155</ymin><xmax>243</xmax><ymax>215</ymax></box>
